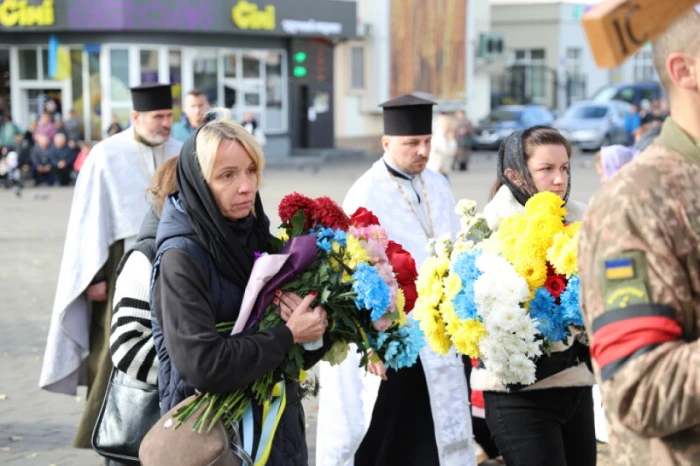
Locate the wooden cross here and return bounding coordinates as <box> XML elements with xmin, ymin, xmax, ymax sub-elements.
<box><xmin>583</xmin><ymin>0</ymin><xmax>699</xmax><ymax>68</ymax></box>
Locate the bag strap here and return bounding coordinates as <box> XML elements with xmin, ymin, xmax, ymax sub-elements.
<box><xmin>242</xmin><ymin>379</ymin><xmax>287</xmax><ymax>466</ymax></box>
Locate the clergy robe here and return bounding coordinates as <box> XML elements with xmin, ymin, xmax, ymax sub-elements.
<box><xmin>39</xmin><ymin>127</ymin><xmax>182</xmax><ymax>447</ymax></box>
<box><xmin>316</xmin><ymin>158</ymin><xmax>476</xmax><ymax>466</ymax></box>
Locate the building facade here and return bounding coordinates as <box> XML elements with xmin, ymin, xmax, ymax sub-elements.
<box><xmin>0</xmin><ymin>0</ymin><xmax>356</xmax><ymax>159</ymax></box>
<box><xmin>333</xmin><ymin>0</ymin><xmax>492</xmax><ymax>155</ymax></box>
<box><xmin>490</xmin><ymin>0</ymin><xmax>660</xmax><ymax>114</ymax></box>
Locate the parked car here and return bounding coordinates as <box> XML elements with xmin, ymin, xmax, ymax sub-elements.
<box><xmin>590</xmin><ymin>81</ymin><xmax>664</xmax><ymax>107</ymax></box>
<box><xmin>554</xmin><ymin>100</ymin><xmax>631</xmax><ymax>151</ymax></box>
<box><xmin>473</xmin><ymin>105</ymin><xmax>554</xmax><ymax>150</ymax></box>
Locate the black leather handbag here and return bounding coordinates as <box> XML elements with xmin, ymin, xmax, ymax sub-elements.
<box><xmin>92</xmin><ymin>368</ymin><xmax>161</xmax><ymax>464</ymax></box>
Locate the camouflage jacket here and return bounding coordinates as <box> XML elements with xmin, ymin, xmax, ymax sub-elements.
<box><xmin>579</xmin><ymin>118</ymin><xmax>700</xmax><ymax>466</ymax></box>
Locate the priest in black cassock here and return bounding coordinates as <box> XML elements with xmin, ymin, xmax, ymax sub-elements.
<box><xmin>39</xmin><ymin>84</ymin><xmax>182</xmax><ymax>449</ymax></box>
<box><xmin>316</xmin><ymin>95</ymin><xmax>476</xmax><ymax>466</ymax></box>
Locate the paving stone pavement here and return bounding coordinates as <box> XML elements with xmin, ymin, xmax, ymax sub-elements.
<box><xmin>0</xmin><ymin>152</ymin><xmax>609</xmax><ymax>465</ymax></box>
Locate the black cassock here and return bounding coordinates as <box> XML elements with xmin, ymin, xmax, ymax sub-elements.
<box><xmin>354</xmin><ymin>358</ymin><xmax>440</xmax><ymax>466</ymax></box>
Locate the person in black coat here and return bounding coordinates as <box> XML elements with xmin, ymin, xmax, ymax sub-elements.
<box><xmin>51</xmin><ymin>133</ymin><xmax>77</xmax><ymax>186</ymax></box>
<box><xmin>150</xmin><ymin>111</ymin><xmax>328</xmax><ymax>465</ymax></box>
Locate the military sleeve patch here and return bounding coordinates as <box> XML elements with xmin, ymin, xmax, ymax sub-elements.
<box><xmin>601</xmin><ymin>251</ymin><xmax>651</xmax><ymax>311</ymax></box>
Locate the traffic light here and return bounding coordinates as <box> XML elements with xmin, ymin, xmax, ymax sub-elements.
<box><xmin>478</xmin><ymin>32</ymin><xmax>505</xmax><ymax>60</ymax></box>
<box><xmin>293</xmin><ymin>51</ymin><xmax>308</xmax><ymax>78</ymax></box>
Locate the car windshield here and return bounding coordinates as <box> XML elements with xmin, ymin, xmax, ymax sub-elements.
<box><xmin>591</xmin><ymin>86</ymin><xmax>619</xmax><ymax>102</ymax></box>
<box><xmin>563</xmin><ymin>105</ymin><xmax>608</xmax><ymax>119</ymax></box>
<box><xmin>487</xmin><ymin>109</ymin><xmax>522</xmax><ymax>122</ymax></box>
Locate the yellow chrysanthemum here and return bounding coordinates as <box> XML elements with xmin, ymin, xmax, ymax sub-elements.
<box><xmin>443</xmin><ymin>272</ymin><xmax>463</xmax><ymax>301</ymax></box>
<box><xmin>277</xmin><ymin>230</ymin><xmax>289</xmax><ymax>241</ymax></box>
<box><xmin>447</xmin><ymin>318</ymin><xmax>487</xmax><ymax>358</ymax></box>
<box><xmin>426</xmin><ymin>318</ymin><xmax>452</xmax><ymax>356</ymax></box>
<box><xmin>564</xmin><ymin>221</ymin><xmax>581</xmax><ymax>239</ymax></box>
<box><xmin>512</xmin><ymin>255</ymin><xmax>548</xmax><ymax>291</ymax></box>
<box><xmin>547</xmin><ymin>230</ymin><xmax>579</xmax><ymax>277</ymax></box>
<box><xmin>524</xmin><ymin>191</ymin><xmax>568</xmax><ymax>218</ymax></box>
<box><xmin>499</xmin><ymin>215</ymin><xmax>528</xmax><ymax>245</ymax></box>
<box><xmin>345</xmin><ymin>234</ymin><xmax>370</xmax><ymax>269</ymax></box>
<box><xmin>396</xmin><ymin>289</ymin><xmax>407</xmax><ymax>327</ymax></box>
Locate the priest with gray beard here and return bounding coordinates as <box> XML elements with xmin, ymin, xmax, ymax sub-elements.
<box><xmin>39</xmin><ymin>84</ymin><xmax>183</xmax><ymax>449</ymax></box>
<box><xmin>316</xmin><ymin>95</ymin><xmax>476</xmax><ymax>466</ymax></box>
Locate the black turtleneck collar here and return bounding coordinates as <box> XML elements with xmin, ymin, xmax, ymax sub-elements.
<box><xmin>383</xmin><ymin>159</ymin><xmax>412</xmax><ymax>181</ymax></box>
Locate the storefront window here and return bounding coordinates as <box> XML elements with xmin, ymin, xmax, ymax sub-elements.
<box><xmin>0</xmin><ymin>49</ymin><xmax>10</xmax><ymax>120</ymax></box>
<box><xmin>69</xmin><ymin>49</ymin><xmax>84</xmax><ymax>138</ymax></box>
<box><xmin>194</xmin><ymin>53</ymin><xmax>218</xmax><ymax>106</ymax></box>
<box><xmin>169</xmin><ymin>50</ymin><xmax>182</xmax><ymax>122</ymax></box>
<box><xmin>224</xmin><ymin>54</ymin><xmax>237</xmax><ymax>78</ymax></box>
<box><xmin>242</xmin><ymin>52</ymin><xmax>262</xmax><ymax>78</ymax></box>
<box><xmin>265</xmin><ymin>52</ymin><xmax>283</xmax><ymax>132</ymax></box>
<box><xmin>19</xmin><ymin>49</ymin><xmax>38</xmax><ymax>80</ymax></box>
<box><xmin>110</xmin><ymin>49</ymin><xmax>130</xmax><ymax>102</ymax></box>
<box><xmin>110</xmin><ymin>106</ymin><xmax>132</xmax><ymax>130</ymax></box>
<box><xmin>141</xmin><ymin>50</ymin><xmax>159</xmax><ymax>84</ymax></box>
<box><xmin>41</xmin><ymin>48</ymin><xmax>49</xmax><ymax>80</ymax></box>
<box><xmin>88</xmin><ymin>50</ymin><xmax>102</xmax><ymax>141</ymax></box>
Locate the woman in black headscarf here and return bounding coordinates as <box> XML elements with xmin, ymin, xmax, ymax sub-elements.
<box><xmin>472</xmin><ymin>126</ymin><xmax>596</xmax><ymax>466</ymax></box>
<box><xmin>150</xmin><ymin>111</ymin><xmax>328</xmax><ymax>464</ymax></box>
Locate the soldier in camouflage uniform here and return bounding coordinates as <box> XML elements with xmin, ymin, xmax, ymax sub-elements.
<box><xmin>579</xmin><ymin>8</ymin><xmax>700</xmax><ymax>466</ymax></box>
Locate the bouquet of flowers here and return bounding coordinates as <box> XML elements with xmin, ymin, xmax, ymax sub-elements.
<box><xmin>174</xmin><ymin>193</ymin><xmax>424</xmax><ymax>439</ymax></box>
<box><xmin>413</xmin><ymin>192</ymin><xmax>583</xmax><ymax>386</ymax></box>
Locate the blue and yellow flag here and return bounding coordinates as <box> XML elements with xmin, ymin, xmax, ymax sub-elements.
<box><xmin>48</xmin><ymin>34</ymin><xmax>71</xmax><ymax>80</ymax></box>
<box><xmin>604</xmin><ymin>257</ymin><xmax>635</xmax><ymax>280</ymax></box>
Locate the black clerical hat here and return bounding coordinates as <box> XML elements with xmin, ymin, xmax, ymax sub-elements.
<box><xmin>130</xmin><ymin>84</ymin><xmax>173</xmax><ymax>112</ymax></box>
<box><xmin>380</xmin><ymin>94</ymin><xmax>436</xmax><ymax>136</ymax></box>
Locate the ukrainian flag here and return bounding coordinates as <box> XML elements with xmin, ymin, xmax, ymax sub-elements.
<box><xmin>605</xmin><ymin>258</ymin><xmax>635</xmax><ymax>280</ymax></box>
<box><xmin>48</xmin><ymin>34</ymin><xmax>71</xmax><ymax>80</ymax></box>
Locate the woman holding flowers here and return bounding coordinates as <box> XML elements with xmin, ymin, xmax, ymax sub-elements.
<box><xmin>150</xmin><ymin>111</ymin><xmax>328</xmax><ymax>465</ymax></box>
<box><xmin>473</xmin><ymin>126</ymin><xmax>596</xmax><ymax>466</ymax></box>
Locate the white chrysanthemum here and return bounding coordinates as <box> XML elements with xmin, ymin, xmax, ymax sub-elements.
<box><xmin>455</xmin><ymin>199</ymin><xmax>478</xmax><ymax>217</ymax></box>
<box><xmin>434</xmin><ymin>234</ymin><xmax>453</xmax><ymax>260</ymax></box>
<box><xmin>505</xmin><ymin>354</ymin><xmax>537</xmax><ymax>385</ymax></box>
<box><xmin>479</xmin><ymin>336</ymin><xmax>510</xmax><ymax>366</ymax></box>
<box><xmin>450</xmin><ymin>239</ymin><xmax>475</xmax><ymax>262</ymax></box>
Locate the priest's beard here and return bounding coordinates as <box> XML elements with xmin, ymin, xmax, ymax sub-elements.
<box><xmin>139</xmin><ymin>129</ymin><xmax>169</xmax><ymax>146</ymax></box>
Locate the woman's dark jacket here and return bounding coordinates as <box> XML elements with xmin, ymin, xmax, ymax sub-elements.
<box><xmin>151</xmin><ymin>195</ymin><xmax>326</xmax><ymax>465</ymax></box>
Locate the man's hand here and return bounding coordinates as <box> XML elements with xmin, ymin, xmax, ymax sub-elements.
<box><xmin>57</xmin><ymin>161</ymin><xmax>66</xmax><ymax>169</ymax></box>
<box><xmin>87</xmin><ymin>281</ymin><xmax>108</xmax><ymax>302</ymax></box>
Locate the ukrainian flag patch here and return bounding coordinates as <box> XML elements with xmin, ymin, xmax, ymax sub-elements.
<box><xmin>605</xmin><ymin>257</ymin><xmax>635</xmax><ymax>280</ymax></box>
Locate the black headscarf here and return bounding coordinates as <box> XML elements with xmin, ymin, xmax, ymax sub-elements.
<box><xmin>497</xmin><ymin>125</ymin><xmax>571</xmax><ymax>206</ymax></box>
<box><xmin>176</xmin><ymin>125</ymin><xmax>270</xmax><ymax>288</ymax></box>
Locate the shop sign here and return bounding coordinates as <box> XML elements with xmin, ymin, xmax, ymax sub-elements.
<box><xmin>0</xmin><ymin>0</ymin><xmax>54</xmax><ymax>27</ymax></box>
<box><xmin>281</xmin><ymin>19</ymin><xmax>342</xmax><ymax>36</ymax></box>
<box><xmin>231</xmin><ymin>0</ymin><xmax>275</xmax><ymax>31</ymax></box>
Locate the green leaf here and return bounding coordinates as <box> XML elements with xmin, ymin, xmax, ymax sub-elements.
<box><xmin>320</xmin><ymin>288</ymin><xmax>331</xmax><ymax>304</ymax></box>
<box><xmin>291</xmin><ymin>210</ymin><xmax>307</xmax><ymax>236</ymax></box>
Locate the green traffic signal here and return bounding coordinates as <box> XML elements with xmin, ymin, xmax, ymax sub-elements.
<box><xmin>294</xmin><ymin>52</ymin><xmax>307</xmax><ymax>63</ymax></box>
<box><xmin>293</xmin><ymin>65</ymin><xmax>308</xmax><ymax>77</ymax></box>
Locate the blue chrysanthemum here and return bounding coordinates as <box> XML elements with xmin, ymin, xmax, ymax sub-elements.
<box><xmin>334</xmin><ymin>229</ymin><xmax>347</xmax><ymax>247</ymax></box>
<box><xmin>377</xmin><ymin>319</ymin><xmax>425</xmax><ymax>371</ymax></box>
<box><xmin>352</xmin><ymin>262</ymin><xmax>391</xmax><ymax>321</ymax></box>
<box><xmin>560</xmin><ymin>275</ymin><xmax>583</xmax><ymax>326</ymax></box>
<box><xmin>315</xmin><ymin>227</ymin><xmax>336</xmax><ymax>252</ymax></box>
<box><xmin>451</xmin><ymin>250</ymin><xmax>482</xmax><ymax>320</ymax></box>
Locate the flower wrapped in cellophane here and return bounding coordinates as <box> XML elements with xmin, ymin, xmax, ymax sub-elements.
<box><xmin>174</xmin><ymin>193</ymin><xmax>424</xmax><ymax>445</ymax></box>
<box><xmin>413</xmin><ymin>193</ymin><xmax>583</xmax><ymax>386</ymax></box>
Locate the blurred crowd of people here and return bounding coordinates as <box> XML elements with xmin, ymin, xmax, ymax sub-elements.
<box><xmin>0</xmin><ymin>109</ymin><xmax>91</xmax><ymax>196</ymax></box>
<box><xmin>624</xmin><ymin>97</ymin><xmax>669</xmax><ymax>150</ymax></box>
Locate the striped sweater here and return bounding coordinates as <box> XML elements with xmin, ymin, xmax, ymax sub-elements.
<box><xmin>109</xmin><ymin>250</ymin><xmax>158</xmax><ymax>385</ymax></box>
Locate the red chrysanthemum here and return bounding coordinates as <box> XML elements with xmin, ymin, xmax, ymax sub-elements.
<box><xmin>386</xmin><ymin>240</ymin><xmax>418</xmax><ymax>314</ymax></box>
<box><xmin>314</xmin><ymin>196</ymin><xmax>351</xmax><ymax>231</ymax></box>
<box><xmin>349</xmin><ymin>207</ymin><xmax>381</xmax><ymax>227</ymax></box>
<box><xmin>278</xmin><ymin>193</ymin><xmax>317</xmax><ymax>230</ymax></box>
